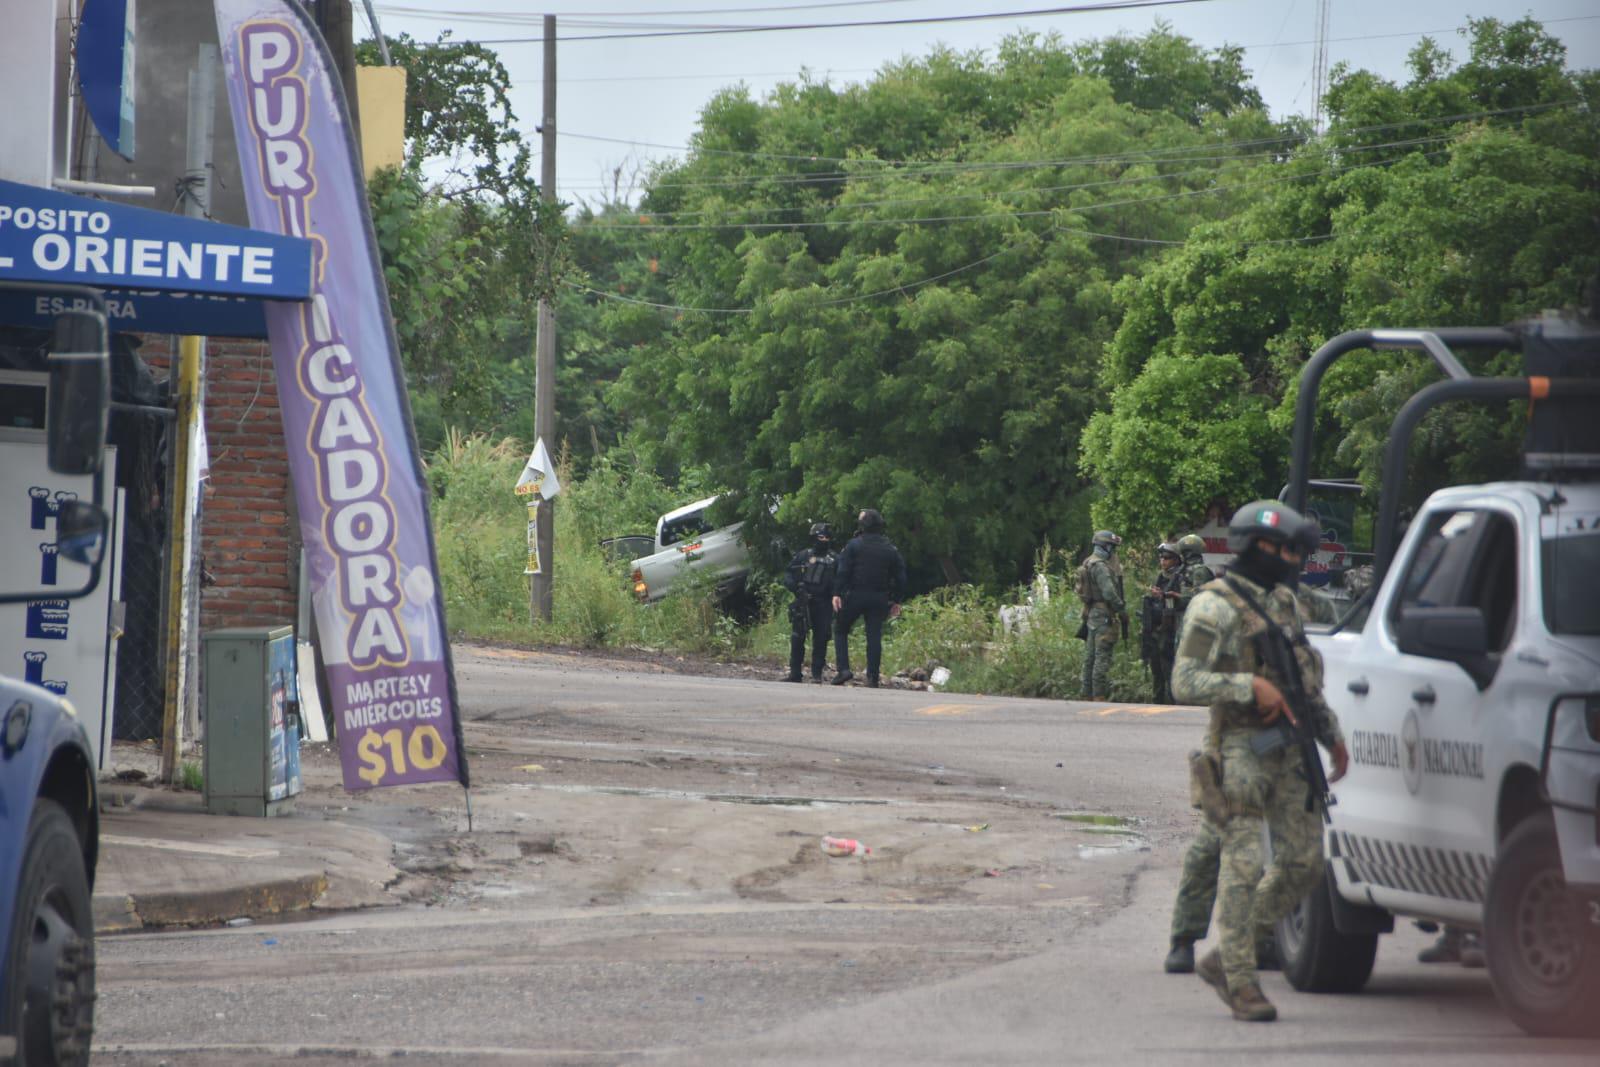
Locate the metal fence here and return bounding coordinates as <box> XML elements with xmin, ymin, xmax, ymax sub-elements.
<box><xmin>109</xmin><ymin>341</ymin><xmax>177</xmax><ymax>742</ymax></box>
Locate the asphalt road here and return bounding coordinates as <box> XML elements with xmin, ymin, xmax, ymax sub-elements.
<box><xmin>92</xmin><ymin>648</ymin><xmax>1600</xmax><ymax>1064</ymax></box>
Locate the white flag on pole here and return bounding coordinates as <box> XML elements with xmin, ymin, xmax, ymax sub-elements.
<box><xmin>515</xmin><ymin>438</ymin><xmax>562</xmax><ymax>499</ymax></box>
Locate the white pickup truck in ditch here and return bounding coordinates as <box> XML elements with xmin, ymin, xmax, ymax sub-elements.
<box><xmin>1273</xmin><ymin>311</ymin><xmax>1600</xmax><ymax>1037</ymax></box>
<box><xmin>628</xmin><ymin>496</ymin><xmax>752</xmax><ymax>603</ymax></box>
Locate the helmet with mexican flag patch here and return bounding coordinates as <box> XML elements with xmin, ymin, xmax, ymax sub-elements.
<box><xmin>1226</xmin><ymin>500</ymin><xmax>1306</xmax><ymax>553</ymax></box>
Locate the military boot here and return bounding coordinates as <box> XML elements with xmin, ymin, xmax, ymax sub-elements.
<box><xmin>1163</xmin><ymin>939</ymin><xmax>1195</xmax><ymax>973</ymax></box>
<box><xmin>1198</xmin><ymin>949</ymin><xmax>1277</xmax><ymax>1021</ymax></box>
<box><xmin>1256</xmin><ymin>932</ymin><xmax>1280</xmax><ymax>971</ymax></box>
<box><xmin>1228</xmin><ymin>983</ymin><xmax>1278</xmax><ymax>1022</ymax></box>
<box><xmin>1418</xmin><ymin>928</ymin><xmax>1462</xmax><ymax>964</ymax></box>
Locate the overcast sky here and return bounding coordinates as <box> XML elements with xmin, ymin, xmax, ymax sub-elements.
<box><xmin>363</xmin><ymin>0</ymin><xmax>1600</xmax><ymax>205</ymax></box>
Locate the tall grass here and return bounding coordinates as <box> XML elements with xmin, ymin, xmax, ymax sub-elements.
<box><xmin>427</xmin><ymin>431</ymin><xmax>1157</xmax><ymax>698</ymax></box>
<box><xmin>427</xmin><ymin>433</ymin><xmax>785</xmax><ymax>657</ymax></box>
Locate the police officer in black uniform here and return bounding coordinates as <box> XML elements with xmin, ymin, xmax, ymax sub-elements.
<box><xmin>830</xmin><ymin>509</ymin><xmax>907</xmax><ymax>688</ymax></box>
<box><xmin>782</xmin><ymin>522</ymin><xmax>838</xmax><ymax>682</ymax></box>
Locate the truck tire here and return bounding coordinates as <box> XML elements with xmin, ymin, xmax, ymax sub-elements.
<box><xmin>1483</xmin><ymin>815</ymin><xmax>1600</xmax><ymax>1037</ymax></box>
<box><xmin>1278</xmin><ymin>869</ymin><xmax>1379</xmax><ymax>993</ymax></box>
<box><xmin>1</xmin><ymin>799</ymin><xmax>95</xmax><ymax>1067</ymax></box>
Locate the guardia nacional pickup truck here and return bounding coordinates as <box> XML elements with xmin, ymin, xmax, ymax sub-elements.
<box><xmin>1273</xmin><ymin>310</ymin><xmax>1600</xmax><ymax>1038</ymax></box>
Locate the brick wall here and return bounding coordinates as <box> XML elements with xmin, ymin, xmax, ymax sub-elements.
<box><xmin>202</xmin><ymin>339</ymin><xmax>296</xmax><ymax>630</ymax></box>
<box><xmin>140</xmin><ymin>336</ymin><xmax>297</xmax><ymax>632</ymax></box>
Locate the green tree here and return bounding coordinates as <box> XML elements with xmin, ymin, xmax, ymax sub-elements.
<box><xmin>600</xmin><ymin>28</ymin><xmax>1286</xmax><ymax>588</ymax></box>
<box><xmin>1083</xmin><ymin>17</ymin><xmax>1598</xmax><ymax>540</ymax></box>
<box><xmin>359</xmin><ymin>33</ymin><xmax>579</xmax><ymax>453</ymax></box>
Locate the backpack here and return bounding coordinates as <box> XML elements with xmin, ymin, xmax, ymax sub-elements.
<box><xmin>1075</xmin><ymin>558</ymin><xmax>1094</xmax><ymax>601</ymax></box>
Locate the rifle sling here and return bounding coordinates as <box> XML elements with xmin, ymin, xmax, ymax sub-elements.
<box><xmin>1221</xmin><ymin>576</ymin><xmax>1330</xmax><ymax>815</ymax></box>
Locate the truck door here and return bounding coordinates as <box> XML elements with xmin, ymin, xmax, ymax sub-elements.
<box><xmin>1366</xmin><ymin>507</ymin><xmax>1517</xmax><ymax>908</ymax></box>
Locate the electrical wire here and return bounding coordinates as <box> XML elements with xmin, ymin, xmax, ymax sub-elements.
<box><xmin>577</xmin><ymin>146</ymin><xmax>1454</xmax><ymax>231</ymax></box>
<box><xmin>504</xmin><ymin>14</ymin><xmax>1597</xmax><ymax>86</ymax></box>
<box><xmin>514</xmin><ymin>67</ymin><xmax>877</xmax><ymax>85</ymax></box>
<box><xmin>454</xmin><ymin>1</ymin><xmax>1216</xmax><ymax>45</ymax></box>
<box><xmin>564</xmin><ymin>215</ymin><xmax>1334</xmax><ymax>316</ymax></box>
<box><xmin>619</xmin><ymin>134</ymin><xmax>1456</xmax><ymax>220</ymax></box>
<box><xmin>378</xmin><ymin>1</ymin><xmax>922</xmax><ymax>21</ymax></box>
<box><xmin>558</xmin><ymin>99</ymin><xmax>1581</xmax><ymax>169</ymax></box>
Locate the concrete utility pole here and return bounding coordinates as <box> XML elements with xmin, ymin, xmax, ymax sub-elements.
<box><xmin>160</xmin><ymin>43</ymin><xmax>215</xmax><ymax>784</ymax></box>
<box><xmin>315</xmin><ymin>0</ymin><xmax>362</xmax><ymax>140</ymax></box>
<box><xmin>531</xmin><ymin>15</ymin><xmax>557</xmax><ymax>623</ymax></box>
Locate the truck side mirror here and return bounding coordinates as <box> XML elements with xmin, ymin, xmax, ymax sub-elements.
<box><xmin>55</xmin><ymin>499</ymin><xmax>109</xmax><ymax>567</ymax></box>
<box><xmin>46</xmin><ymin>308</ymin><xmax>110</xmax><ymax>476</ymax></box>
<box><xmin>1396</xmin><ymin>605</ymin><xmax>1495</xmax><ymax>688</ymax></box>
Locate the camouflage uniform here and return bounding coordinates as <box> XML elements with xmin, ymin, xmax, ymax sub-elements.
<box><xmin>1171</xmin><ymin>571</ymin><xmax>1344</xmax><ymax>996</ymax></box>
<box><xmin>1295</xmin><ymin>585</ymin><xmax>1339</xmax><ymax>626</ymax></box>
<box><xmin>1169</xmin><ymin>820</ymin><xmax>1222</xmax><ymax>943</ymax></box>
<box><xmin>1147</xmin><ymin>564</ymin><xmax>1184</xmax><ymax>704</ymax></box>
<box><xmin>1078</xmin><ymin>550</ymin><xmax>1124</xmax><ymax>701</ymax></box>
<box><xmin>1179</xmin><ymin>559</ymin><xmax>1214</xmax><ymax>612</ymax></box>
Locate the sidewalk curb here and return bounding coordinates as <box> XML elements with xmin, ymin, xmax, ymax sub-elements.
<box><xmin>94</xmin><ymin>873</ymin><xmax>329</xmax><ymax>933</ymax></box>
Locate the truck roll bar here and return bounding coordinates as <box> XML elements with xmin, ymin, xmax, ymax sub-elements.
<box><xmin>1372</xmin><ymin>376</ymin><xmax>1600</xmax><ymax>584</ymax></box>
<box><xmin>1286</xmin><ymin>328</ymin><xmax>1516</xmax><ymax>513</ymax></box>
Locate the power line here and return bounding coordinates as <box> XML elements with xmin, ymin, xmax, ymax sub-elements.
<box><xmin>557</xmin><ymin>98</ymin><xmax>1581</xmax><ymax>172</ymax></box>
<box><xmin>566</xmin><ymin>238</ymin><xmax>1022</xmax><ymax>313</ymax></box>
<box><xmin>565</xmin><ymin>215</ymin><xmax>1336</xmax><ymax>316</ymax></box>
<box><xmin>378</xmin><ymin>1</ymin><xmax>921</xmax><ymax>21</ymax></box>
<box><xmin>454</xmin><ymin>1</ymin><xmax>1215</xmax><ymax>45</ymax></box>
<box><xmin>623</xmin><ymin>135</ymin><xmax>1456</xmax><ymax>220</ymax></box>
<box><xmin>551</xmin><ymin>97</ymin><xmax>1583</xmax><ymax>192</ymax></box>
<box><xmin>514</xmin><ymin>67</ymin><xmax>876</xmax><ymax>85</ymax></box>
<box><xmin>580</xmin><ymin>146</ymin><xmax>1447</xmax><ymax>233</ymax></box>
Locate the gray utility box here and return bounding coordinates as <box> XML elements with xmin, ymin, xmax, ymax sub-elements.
<box><xmin>203</xmin><ymin>626</ymin><xmax>303</xmax><ymax>817</ymax></box>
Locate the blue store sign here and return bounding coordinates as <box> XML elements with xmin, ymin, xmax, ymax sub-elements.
<box><xmin>0</xmin><ymin>179</ymin><xmax>312</xmax><ymax>301</ymax></box>
<box><xmin>0</xmin><ymin>288</ymin><xmax>267</xmax><ymax>338</ymax></box>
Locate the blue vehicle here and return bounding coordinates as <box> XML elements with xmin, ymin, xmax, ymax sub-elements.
<box><xmin>1</xmin><ymin>295</ymin><xmax>112</xmax><ymax>1067</ymax></box>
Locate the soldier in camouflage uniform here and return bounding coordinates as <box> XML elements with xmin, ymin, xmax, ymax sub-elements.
<box><xmin>1176</xmin><ymin>533</ymin><xmax>1213</xmax><ymax>604</ymax></box>
<box><xmin>1076</xmin><ymin>530</ymin><xmax>1127</xmax><ymax>701</ymax></box>
<box><xmin>1171</xmin><ymin>501</ymin><xmax>1350</xmax><ymax>1022</ymax></box>
<box><xmin>1163</xmin><ymin>533</ymin><xmax>1226</xmax><ymax>972</ymax></box>
<box><xmin>1143</xmin><ymin>543</ymin><xmax>1184</xmax><ymax>703</ymax></box>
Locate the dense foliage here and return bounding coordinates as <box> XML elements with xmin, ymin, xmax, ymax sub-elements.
<box><xmin>368</xmin><ymin>17</ymin><xmax>1596</xmax><ymax>599</ymax></box>
<box><xmin>602</xmin><ymin>28</ymin><xmax>1290</xmax><ymax>587</ymax></box>
<box><xmin>1082</xmin><ymin>18</ymin><xmax>1600</xmax><ymax>539</ymax></box>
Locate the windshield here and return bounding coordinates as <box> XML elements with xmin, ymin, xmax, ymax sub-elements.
<box><xmin>660</xmin><ymin>511</ymin><xmax>710</xmax><ymax>547</ymax></box>
<box><xmin>1543</xmin><ymin>531</ymin><xmax>1600</xmax><ymax>636</ymax></box>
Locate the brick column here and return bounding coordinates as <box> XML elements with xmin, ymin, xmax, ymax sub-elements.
<box><xmin>198</xmin><ymin>340</ymin><xmax>296</xmax><ymax>630</ymax></box>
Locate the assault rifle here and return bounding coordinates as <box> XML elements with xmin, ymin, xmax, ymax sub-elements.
<box><xmin>1223</xmin><ymin>578</ymin><xmax>1336</xmax><ymax>821</ymax></box>
<box><xmin>1138</xmin><ymin>594</ymin><xmax>1163</xmax><ymax>663</ymax></box>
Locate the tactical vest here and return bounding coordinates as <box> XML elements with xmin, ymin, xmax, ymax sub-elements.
<box><xmin>1153</xmin><ymin>568</ymin><xmax>1184</xmax><ymax>633</ymax></box>
<box><xmin>800</xmin><ymin>553</ymin><xmax>835</xmax><ymax>594</ymax></box>
<box><xmin>1183</xmin><ymin>561</ymin><xmax>1214</xmax><ymax>589</ymax></box>
<box><xmin>1201</xmin><ymin>576</ymin><xmax>1324</xmax><ymax>738</ymax></box>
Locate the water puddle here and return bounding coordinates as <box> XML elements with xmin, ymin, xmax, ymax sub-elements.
<box><xmin>1052</xmin><ymin>812</ymin><xmax>1148</xmax><ymax>859</ymax></box>
<box><xmin>511</xmin><ymin>783</ymin><xmax>892</xmax><ymax>809</ymax></box>
<box><xmin>1052</xmin><ymin>813</ymin><xmax>1138</xmax><ymax>828</ymax></box>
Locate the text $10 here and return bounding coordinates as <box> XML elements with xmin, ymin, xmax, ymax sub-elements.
<box><xmin>356</xmin><ymin>725</ymin><xmax>448</xmax><ymax>785</ymax></box>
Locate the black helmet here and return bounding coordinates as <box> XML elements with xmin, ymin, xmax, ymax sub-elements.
<box><xmin>1291</xmin><ymin>518</ymin><xmax>1321</xmax><ymax>557</ymax></box>
<box><xmin>857</xmin><ymin>509</ymin><xmax>885</xmax><ymax>533</ymax></box>
<box><xmin>1226</xmin><ymin>500</ymin><xmax>1307</xmax><ymax>553</ymax></box>
<box><xmin>1091</xmin><ymin>529</ymin><xmax>1122</xmax><ymax>549</ymax></box>
<box><xmin>809</xmin><ymin>521</ymin><xmax>834</xmax><ymax>544</ymax></box>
